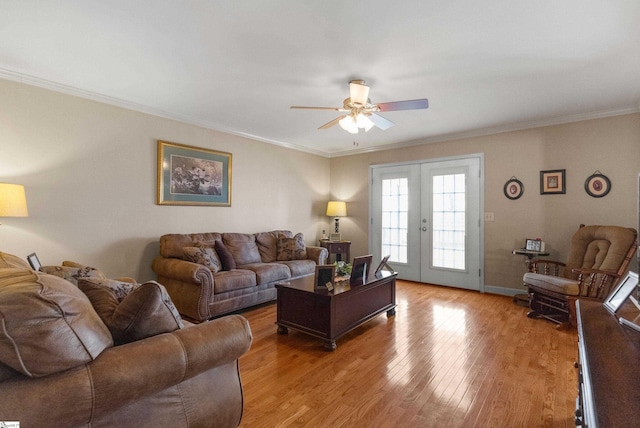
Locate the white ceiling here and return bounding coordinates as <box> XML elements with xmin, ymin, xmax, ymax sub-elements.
<box><xmin>1</xmin><ymin>1</ymin><xmax>639</xmax><ymax>157</ymax></box>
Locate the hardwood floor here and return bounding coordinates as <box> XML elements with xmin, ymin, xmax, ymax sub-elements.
<box><xmin>237</xmin><ymin>280</ymin><xmax>578</xmax><ymax>427</ymax></box>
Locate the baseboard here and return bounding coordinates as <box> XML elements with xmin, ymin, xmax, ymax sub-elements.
<box><xmin>484</xmin><ymin>284</ymin><xmax>527</xmax><ymax>297</ymax></box>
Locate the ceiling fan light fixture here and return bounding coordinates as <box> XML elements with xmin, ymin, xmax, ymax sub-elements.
<box><xmin>349</xmin><ymin>81</ymin><xmax>370</xmax><ymax>106</ymax></box>
<box><xmin>339</xmin><ymin>115</ymin><xmax>359</xmax><ymax>134</ymax></box>
<box><xmin>356</xmin><ymin>113</ymin><xmax>375</xmax><ymax>132</ymax></box>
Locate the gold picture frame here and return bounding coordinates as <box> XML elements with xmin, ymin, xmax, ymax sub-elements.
<box><xmin>157</xmin><ymin>140</ymin><xmax>232</xmax><ymax>206</ymax></box>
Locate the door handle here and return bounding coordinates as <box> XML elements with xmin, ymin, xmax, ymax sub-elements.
<box><xmin>422</xmin><ymin>227</ymin><xmax>427</xmax><ymax>231</ymax></box>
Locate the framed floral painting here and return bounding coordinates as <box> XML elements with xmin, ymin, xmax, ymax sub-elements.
<box><xmin>157</xmin><ymin>140</ymin><xmax>231</xmax><ymax>206</ymax></box>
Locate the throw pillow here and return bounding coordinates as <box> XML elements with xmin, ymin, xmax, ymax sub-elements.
<box><xmin>39</xmin><ymin>264</ymin><xmax>106</xmax><ymax>286</ymax></box>
<box><xmin>78</xmin><ymin>278</ymin><xmax>184</xmax><ymax>345</ymax></box>
<box><xmin>0</xmin><ymin>268</ymin><xmax>113</xmax><ymax>377</ymax></box>
<box><xmin>182</xmin><ymin>242</ymin><xmax>222</xmax><ymax>273</ymax></box>
<box><xmin>215</xmin><ymin>240</ymin><xmax>236</xmax><ymax>271</ymax></box>
<box><xmin>276</xmin><ymin>233</ymin><xmax>308</xmax><ymax>261</ymax></box>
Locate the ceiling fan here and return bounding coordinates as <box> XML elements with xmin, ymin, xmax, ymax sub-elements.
<box><xmin>290</xmin><ymin>79</ymin><xmax>429</xmax><ymax>134</ymax></box>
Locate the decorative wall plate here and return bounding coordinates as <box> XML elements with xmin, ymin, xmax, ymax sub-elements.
<box><xmin>504</xmin><ymin>177</ymin><xmax>524</xmax><ymax>200</ymax></box>
<box><xmin>584</xmin><ymin>171</ymin><xmax>611</xmax><ymax>198</ymax></box>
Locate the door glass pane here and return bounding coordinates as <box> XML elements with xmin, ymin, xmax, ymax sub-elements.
<box><xmin>381</xmin><ymin>178</ymin><xmax>408</xmax><ymax>263</ymax></box>
<box><xmin>432</xmin><ymin>173</ymin><xmax>466</xmax><ymax>270</ymax></box>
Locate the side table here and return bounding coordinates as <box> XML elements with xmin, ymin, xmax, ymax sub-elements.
<box><xmin>512</xmin><ymin>249</ymin><xmax>550</xmax><ymax>306</ymax></box>
<box><xmin>319</xmin><ymin>240</ymin><xmax>351</xmax><ymax>264</ymax></box>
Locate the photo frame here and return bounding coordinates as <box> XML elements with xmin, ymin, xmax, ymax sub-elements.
<box><xmin>584</xmin><ymin>171</ymin><xmax>611</xmax><ymax>198</ymax></box>
<box><xmin>27</xmin><ymin>253</ymin><xmax>41</xmax><ymax>271</ymax></box>
<box><xmin>604</xmin><ymin>271</ymin><xmax>639</xmax><ymax>314</ymax></box>
<box><xmin>314</xmin><ymin>265</ymin><xmax>336</xmax><ymax>290</ymax></box>
<box><xmin>157</xmin><ymin>140</ymin><xmax>232</xmax><ymax>206</ymax></box>
<box><xmin>374</xmin><ymin>255</ymin><xmax>391</xmax><ymax>277</ymax></box>
<box><xmin>503</xmin><ymin>177</ymin><xmax>524</xmax><ymax>200</ymax></box>
<box><xmin>350</xmin><ymin>254</ymin><xmax>373</xmax><ymax>286</ymax></box>
<box><xmin>329</xmin><ymin>233</ymin><xmax>341</xmax><ymax>242</ymax></box>
<box><xmin>540</xmin><ymin>169</ymin><xmax>566</xmax><ymax>195</ymax></box>
<box><xmin>525</xmin><ymin>239</ymin><xmax>542</xmax><ymax>252</ymax></box>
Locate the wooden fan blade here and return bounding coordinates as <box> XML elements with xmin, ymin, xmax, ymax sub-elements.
<box><xmin>376</xmin><ymin>98</ymin><xmax>429</xmax><ymax>112</ymax></box>
<box><xmin>318</xmin><ymin>116</ymin><xmax>346</xmax><ymax>129</ymax></box>
<box><xmin>290</xmin><ymin>106</ymin><xmax>342</xmax><ymax>111</ymax></box>
<box><xmin>368</xmin><ymin>113</ymin><xmax>394</xmax><ymax>130</ymax></box>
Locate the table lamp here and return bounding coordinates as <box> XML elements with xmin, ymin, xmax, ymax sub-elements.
<box><xmin>0</xmin><ymin>183</ymin><xmax>29</xmax><ymax>224</ymax></box>
<box><xmin>326</xmin><ymin>201</ymin><xmax>347</xmax><ymax>235</ymax></box>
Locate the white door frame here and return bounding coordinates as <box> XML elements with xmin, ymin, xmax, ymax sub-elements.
<box><xmin>369</xmin><ymin>153</ymin><xmax>485</xmax><ymax>292</ymax></box>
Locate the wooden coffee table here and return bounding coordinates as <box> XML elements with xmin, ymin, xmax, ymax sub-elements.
<box><xmin>275</xmin><ymin>271</ymin><xmax>397</xmax><ymax>351</ymax></box>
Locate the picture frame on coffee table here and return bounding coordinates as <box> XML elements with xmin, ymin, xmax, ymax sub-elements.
<box><xmin>157</xmin><ymin>140</ymin><xmax>232</xmax><ymax>206</ymax></box>
<box><xmin>350</xmin><ymin>254</ymin><xmax>373</xmax><ymax>286</ymax></box>
<box><xmin>314</xmin><ymin>265</ymin><xmax>336</xmax><ymax>291</ymax></box>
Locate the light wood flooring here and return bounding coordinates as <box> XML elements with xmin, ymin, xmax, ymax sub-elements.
<box><xmin>237</xmin><ymin>280</ymin><xmax>578</xmax><ymax>427</ymax></box>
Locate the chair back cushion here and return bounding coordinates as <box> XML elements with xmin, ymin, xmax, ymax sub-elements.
<box><xmin>564</xmin><ymin>225</ymin><xmax>637</xmax><ymax>278</ymax></box>
<box><xmin>0</xmin><ymin>268</ymin><xmax>113</xmax><ymax>377</ymax></box>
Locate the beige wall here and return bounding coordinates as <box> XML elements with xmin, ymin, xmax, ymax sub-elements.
<box><xmin>330</xmin><ymin>113</ymin><xmax>640</xmax><ymax>293</ymax></box>
<box><xmin>2</xmin><ymin>78</ymin><xmax>638</xmax><ymax>294</ymax></box>
<box><xmin>0</xmin><ymin>79</ymin><xmax>330</xmax><ymax>280</ymax></box>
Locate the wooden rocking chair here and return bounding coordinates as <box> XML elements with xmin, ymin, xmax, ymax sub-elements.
<box><xmin>524</xmin><ymin>224</ymin><xmax>637</xmax><ymax>327</ymax></box>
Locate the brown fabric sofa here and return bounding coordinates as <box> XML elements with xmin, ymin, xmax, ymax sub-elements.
<box><xmin>152</xmin><ymin>230</ymin><xmax>328</xmax><ymax>322</ymax></box>
<box><xmin>0</xmin><ymin>252</ymin><xmax>252</xmax><ymax>428</ymax></box>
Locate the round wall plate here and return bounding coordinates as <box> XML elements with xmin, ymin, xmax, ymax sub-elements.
<box><xmin>504</xmin><ymin>178</ymin><xmax>524</xmax><ymax>200</ymax></box>
<box><xmin>585</xmin><ymin>172</ymin><xmax>611</xmax><ymax>198</ymax></box>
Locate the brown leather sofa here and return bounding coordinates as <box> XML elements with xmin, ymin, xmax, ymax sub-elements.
<box><xmin>0</xmin><ymin>252</ymin><xmax>252</xmax><ymax>428</ymax></box>
<box><xmin>152</xmin><ymin>230</ymin><xmax>328</xmax><ymax>322</ymax></box>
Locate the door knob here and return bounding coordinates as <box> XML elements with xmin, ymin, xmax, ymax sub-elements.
<box><xmin>422</xmin><ymin>227</ymin><xmax>427</xmax><ymax>231</ymax></box>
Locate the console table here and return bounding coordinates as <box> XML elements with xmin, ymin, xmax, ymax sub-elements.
<box><xmin>576</xmin><ymin>299</ymin><xmax>640</xmax><ymax>427</ymax></box>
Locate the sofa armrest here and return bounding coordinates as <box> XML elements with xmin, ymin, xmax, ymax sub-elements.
<box><xmin>0</xmin><ymin>315</ymin><xmax>252</xmax><ymax>427</ymax></box>
<box><xmin>152</xmin><ymin>256</ymin><xmax>213</xmax><ymax>284</ymax></box>
<box><xmin>306</xmin><ymin>245</ymin><xmax>328</xmax><ymax>265</ymax></box>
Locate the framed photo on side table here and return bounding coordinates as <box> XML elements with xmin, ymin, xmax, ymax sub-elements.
<box><xmin>27</xmin><ymin>253</ymin><xmax>41</xmax><ymax>271</ymax></box>
<box><xmin>604</xmin><ymin>271</ymin><xmax>639</xmax><ymax>314</ymax></box>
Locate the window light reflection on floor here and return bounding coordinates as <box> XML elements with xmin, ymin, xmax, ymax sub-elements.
<box><xmin>433</xmin><ymin>305</ymin><xmax>466</xmax><ymax>334</ymax></box>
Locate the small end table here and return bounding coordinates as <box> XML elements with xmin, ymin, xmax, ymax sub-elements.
<box><xmin>319</xmin><ymin>240</ymin><xmax>351</xmax><ymax>264</ymax></box>
<box><xmin>512</xmin><ymin>249</ymin><xmax>550</xmax><ymax>306</ymax></box>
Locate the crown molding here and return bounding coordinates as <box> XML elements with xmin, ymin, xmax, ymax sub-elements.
<box><xmin>2</xmin><ymin>68</ymin><xmax>637</xmax><ymax>160</ymax></box>
<box><xmin>0</xmin><ymin>69</ymin><xmax>329</xmax><ymax>158</ymax></box>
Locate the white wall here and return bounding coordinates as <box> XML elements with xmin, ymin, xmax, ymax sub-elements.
<box><xmin>0</xmin><ymin>79</ymin><xmax>330</xmax><ymax>280</ymax></box>
<box><xmin>330</xmin><ymin>113</ymin><xmax>640</xmax><ymax>293</ymax></box>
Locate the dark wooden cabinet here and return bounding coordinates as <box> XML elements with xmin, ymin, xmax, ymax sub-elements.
<box><xmin>319</xmin><ymin>239</ymin><xmax>351</xmax><ymax>263</ymax></box>
<box><xmin>576</xmin><ymin>300</ymin><xmax>640</xmax><ymax>427</ymax></box>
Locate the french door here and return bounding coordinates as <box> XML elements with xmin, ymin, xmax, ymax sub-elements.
<box><xmin>370</xmin><ymin>156</ymin><xmax>483</xmax><ymax>291</ymax></box>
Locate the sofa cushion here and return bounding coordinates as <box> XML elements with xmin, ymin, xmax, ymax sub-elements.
<box><xmin>242</xmin><ymin>263</ymin><xmax>291</xmax><ymax>284</ymax></box>
<box><xmin>523</xmin><ymin>272</ymin><xmax>580</xmax><ymax>296</ymax></box>
<box><xmin>183</xmin><ymin>243</ymin><xmax>222</xmax><ymax>273</ymax></box>
<box><xmin>279</xmin><ymin>259</ymin><xmax>316</xmax><ymax>277</ymax></box>
<box><xmin>215</xmin><ymin>240</ymin><xmax>236</xmax><ymax>271</ymax></box>
<box><xmin>79</xmin><ymin>279</ymin><xmax>184</xmax><ymax>344</ymax></box>
<box><xmin>39</xmin><ymin>264</ymin><xmax>106</xmax><ymax>286</ymax></box>
<box><xmin>256</xmin><ymin>230</ymin><xmax>293</xmax><ymax>262</ymax></box>
<box><xmin>277</xmin><ymin>233</ymin><xmax>308</xmax><ymax>261</ymax></box>
<box><xmin>213</xmin><ymin>269</ymin><xmax>257</xmax><ymax>294</ymax></box>
<box><xmin>0</xmin><ymin>268</ymin><xmax>113</xmax><ymax>377</ymax></box>
<box><xmin>0</xmin><ymin>252</ymin><xmax>31</xmax><ymax>270</ymax></box>
<box><xmin>223</xmin><ymin>233</ymin><xmax>262</xmax><ymax>265</ymax></box>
